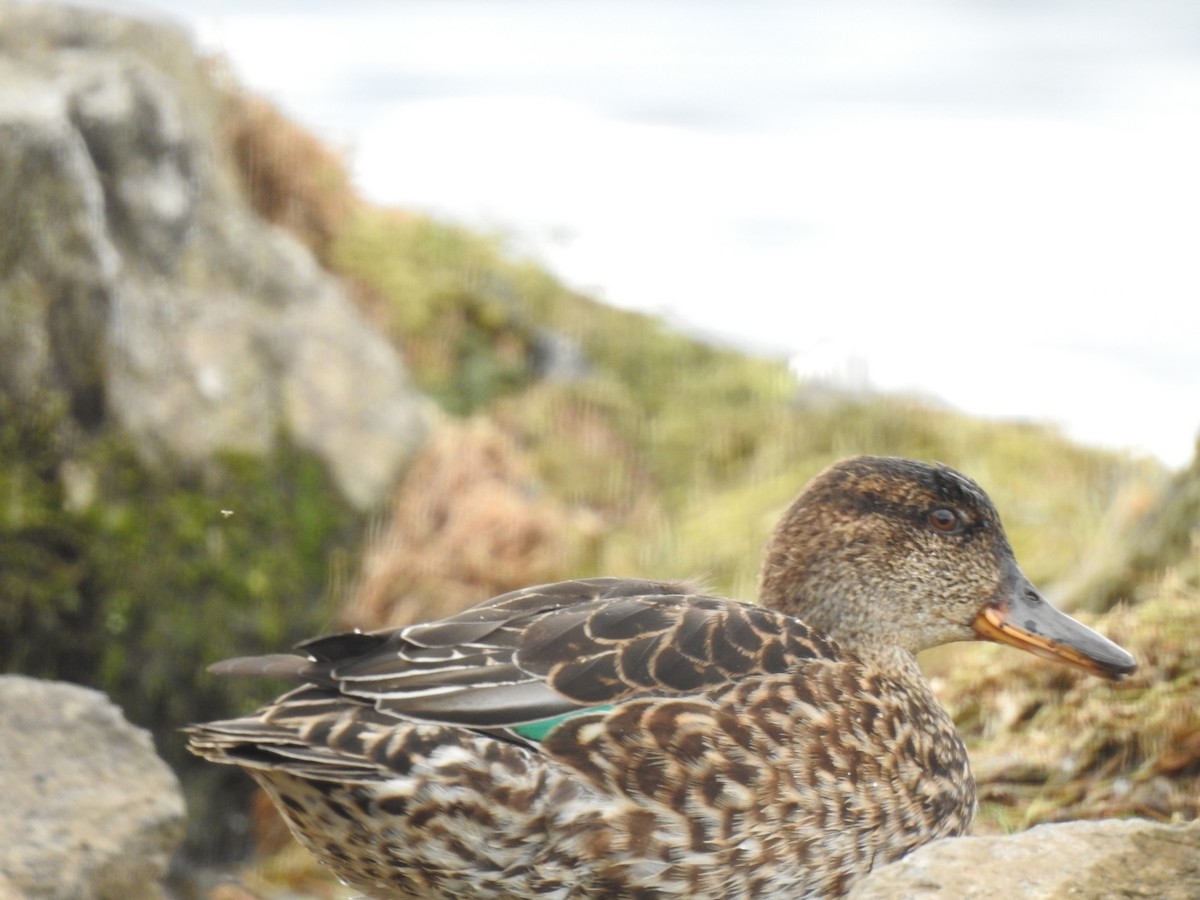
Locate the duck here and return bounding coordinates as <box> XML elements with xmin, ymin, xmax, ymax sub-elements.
<box><xmin>187</xmin><ymin>456</ymin><xmax>1136</xmax><ymax>899</ymax></box>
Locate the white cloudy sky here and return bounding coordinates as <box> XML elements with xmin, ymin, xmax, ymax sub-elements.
<box><xmin>81</xmin><ymin>0</ymin><xmax>1200</xmax><ymax>466</ymax></box>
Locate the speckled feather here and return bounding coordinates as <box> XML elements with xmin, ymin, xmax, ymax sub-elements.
<box><xmin>187</xmin><ymin>456</ymin><xmax>1125</xmax><ymax>899</ymax></box>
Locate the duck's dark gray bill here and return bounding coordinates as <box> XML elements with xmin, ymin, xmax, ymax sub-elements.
<box><xmin>973</xmin><ymin>577</ymin><xmax>1136</xmax><ymax>680</ymax></box>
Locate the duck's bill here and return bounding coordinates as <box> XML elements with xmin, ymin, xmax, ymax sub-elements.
<box><xmin>973</xmin><ymin>579</ymin><xmax>1136</xmax><ymax>679</ymax></box>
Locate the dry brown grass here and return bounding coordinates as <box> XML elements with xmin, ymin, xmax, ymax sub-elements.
<box><xmin>215</xmin><ymin>76</ymin><xmax>359</xmax><ymax>264</ymax></box>
<box><xmin>342</xmin><ymin>418</ymin><xmax>602</xmax><ymax>630</ymax></box>
<box><xmin>491</xmin><ymin>380</ymin><xmax>657</xmax><ymax>519</ymax></box>
<box><xmin>928</xmin><ymin>573</ymin><xmax>1200</xmax><ymax>834</ymax></box>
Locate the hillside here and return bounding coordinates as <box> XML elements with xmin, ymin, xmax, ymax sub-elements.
<box><xmin>222</xmin><ymin>80</ymin><xmax>1167</xmax><ymax>616</ymax></box>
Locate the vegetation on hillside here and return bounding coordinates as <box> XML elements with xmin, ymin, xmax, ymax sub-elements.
<box><xmin>1060</xmin><ymin>441</ymin><xmax>1200</xmax><ymax>613</ymax></box>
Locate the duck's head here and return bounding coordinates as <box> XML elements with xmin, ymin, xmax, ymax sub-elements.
<box><xmin>760</xmin><ymin>456</ymin><xmax>1135</xmax><ymax>679</ymax></box>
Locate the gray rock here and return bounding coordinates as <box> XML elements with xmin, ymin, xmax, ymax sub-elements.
<box><xmin>0</xmin><ymin>2</ymin><xmax>430</xmax><ymax>509</ymax></box>
<box><xmin>0</xmin><ymin>676</ymin><xmax>186</xmax><ymax>900</ymax></box>
<box><xmin>531</xmin><ymin>327</ymin><xmax>591</xmax><ymax>380</ymax></box>
<box><xmin>849</xmin><ymin>818</ymin><xmax>1200</xmax><ymax>900</ymax></box>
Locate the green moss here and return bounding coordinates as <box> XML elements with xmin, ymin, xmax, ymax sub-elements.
<box><xmin>0</xmin><ymin>392</ymin><xmax>95</xmax><ymax>680</ymax></box>
<box><xmin>332</xmin><ymin>212</ymin><xmax>537</xmax><ymax>412</ymax></box>
<box><xmin>0</xmin><ymin>392</ymin><xmax>364</xmax><ymax>857</ymax></box>
<box><xmin>75</xmin><ymin>442</ymin><xmax>357</xmax><ymax>733</ymax></box>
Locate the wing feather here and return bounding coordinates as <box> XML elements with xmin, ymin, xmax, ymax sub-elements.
<box><xmin>207</xmin><ymin>577</ymin><xmax>844</xmax><ymax>736</ymax></box>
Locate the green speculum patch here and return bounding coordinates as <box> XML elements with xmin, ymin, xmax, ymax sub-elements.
<box><xmin>512</xmin><ymin>704</ymin><xmax>614</xmax><ymax>742</ymax></box>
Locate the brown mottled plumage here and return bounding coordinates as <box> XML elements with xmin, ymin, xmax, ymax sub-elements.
<box><xmin>188</xmin><ymin>456</ymin><xmax>1135</xmax><ymax>899</ymax></box>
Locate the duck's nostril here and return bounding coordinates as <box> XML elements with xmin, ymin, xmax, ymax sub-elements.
<box><xmin>1025</xmin><ymin>589</ymin><xmax>1043</xmax><ymax>604</ymax></box>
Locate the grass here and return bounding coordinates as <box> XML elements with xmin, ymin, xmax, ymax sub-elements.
<box><xmin>934</xmin><ymin>579</ymin><xmax>1200</xmax><ymax>834</ymax></box>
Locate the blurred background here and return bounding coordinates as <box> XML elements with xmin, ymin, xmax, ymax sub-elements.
<box><xmin>1</xmin><ymin>2</ymin><xmax>1197</xmax><ymax>897</ymax></box>
<box><xmin>58</xmin><ymin>0</ymin><xmax>1200</xmax><ymax>466</ymax></box>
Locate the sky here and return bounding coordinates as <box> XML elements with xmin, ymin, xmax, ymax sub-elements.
<box><xmin>76</xmin><ymin>0</ymin><xmax>1200</xmax><ymax>466</ymax></box>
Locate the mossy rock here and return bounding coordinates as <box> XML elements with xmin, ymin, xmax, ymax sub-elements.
<box><xmin>0</xmin><ymin>392</ymin><xmax>365</xmax><ymax>857</ymax></box>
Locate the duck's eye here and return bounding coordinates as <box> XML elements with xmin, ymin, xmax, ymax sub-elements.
<box><xmin>928</xmin><ymin>508</ymin><xmax>962</xmax><ymax>533</ymax></box>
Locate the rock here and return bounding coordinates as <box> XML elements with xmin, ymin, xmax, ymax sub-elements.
<box><xmin>531</xmin><ymin>327</ymin><xmax>590</xmax><ymax>380</ymax></box>
<box><xmin>849</xmin><ymin>818</ymin><xmax>1200</xmax><ymax>899</ymax></box>
<box><xmin>0</xmin><ymin>2</ymin><xmax>430</xmax><ymax>509</ymax></box>
<box><xmin>0</xmin><ymin>676</ymin><xmax>186</xmax><ymax>899</ymax></box>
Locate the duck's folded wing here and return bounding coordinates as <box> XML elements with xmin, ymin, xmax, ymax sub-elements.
<box><xmin>264</xmin><ymin>577</ymin><xmax>842</xmax><ymax>732</ymax></box>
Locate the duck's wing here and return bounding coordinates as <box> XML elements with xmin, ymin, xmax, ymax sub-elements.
<box><xmin>207</xmin><ymin>577</ymin><xmax>842</xmax><ymax>739</ymax></box>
